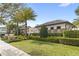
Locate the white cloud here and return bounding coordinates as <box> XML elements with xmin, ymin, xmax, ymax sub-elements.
<box><xmin>59</xmin><ymin>3</ymin><xmax>71</xmax><ymax>7</ymax></box>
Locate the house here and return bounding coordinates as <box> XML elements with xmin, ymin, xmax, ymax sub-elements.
<box><xmin>20</xmin><ymin>24</ymin><xmax>39</xmax><ymax>35</ymax></box>
<box><xmin>27</xmin><ymin>27</ymin><xmax>39</xmax><ymax>34</ymax></box>
<box><xmin>35</xmin><ymin>20</ymin><xmax>76</xmax><ymax>33</ymax></box>
<box><xmin>20</xmin><ymin>25</ymin><xmax>31</xmax><ymax>35</ymax></box>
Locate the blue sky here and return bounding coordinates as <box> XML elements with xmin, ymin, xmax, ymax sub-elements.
<box><xmin>26</xmin><ymin>3</ymin><xmax>79</xmax><ymax>27</ymax></box>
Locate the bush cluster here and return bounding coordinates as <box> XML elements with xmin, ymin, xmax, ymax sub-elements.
<box><xmin>2</xmin><ymin>34</ymin><xmax>79</xmax><ymax>46</ymax></box>
<box><xmin>17</xmin><ymin>35</ymin><xmax>27</xmax><ymax>40</ymax></box>
<box><xmin>64</xmin><ymin>30</ymin><xmax>79</xmax><ymax>38</ymax></box>
<box><xmin>31</xmin><ymin>33</ymin><xmax>63</xmax><ymax>37</ymax></box>
<box><xmin>59</xmin><ymin>38</ymin><xmax>79</xmax><ymax>46</ymax></box>
<box><xmin>1</xmin><ymin>35</ymin><xmax>27</xmax><ymax>43</ymax></box>
<box><xmin>2</xmin><ymin>30</ymin><xmax>79</xmax><ymax>46</ymax></box>
<box><xmin>48</xmin><ymin>33</ymin><xmax>63</xmax><ymax>37</ymax></box>
<box><xmin>1</xmin><ymin>36</ymin><xmax>17</xmax><ymax>43</ymax></box>
<box><xmin>31</xmin><ymin>33</ymin><xmax>39</xmax><ymax>36</ymax></box>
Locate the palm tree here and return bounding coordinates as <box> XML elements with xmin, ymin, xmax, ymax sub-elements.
<box><xmin>12</xmin><ymin>11</ymin><xmax>24</xmax><ymax>35</ymax></box>
<box><xmin>74</xmin><ymin>6</ymin><xmax>79</xmax><ymax>27</ymax></box>
<box><xmin>20</xmin><ymin>7</ymin><xmax>37</xmax><ymax>36</ymax></box>
<box><xmin>75</xmin><ymin>6</ymin><xmax>79</xmax><ymax>16</ymax></box>
<box><xmin>0</xmin><ymin>16</ymin><xmax>7</xmax><ymax>36</ymax></box>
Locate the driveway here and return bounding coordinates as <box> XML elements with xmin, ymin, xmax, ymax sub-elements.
<box><xmin>0</xmin><ymin>39</ymin><xmax>30</xmax><ymax>56</ymax></box>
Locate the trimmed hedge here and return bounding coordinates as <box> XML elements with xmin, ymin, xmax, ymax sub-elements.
<box><xmin>59</xmin><ymin>38</ymin><xmax>79</xmax><ymax>46</ymax></box>
<box><xmin>31</xmin><ymin>30</ymin><xmax>79</xmax><ymax>38</ymax></box>
<box><xmin>28</xmin><ymin>36</ymin><xmax>79</xmax><ymax>46</ymax></box>
<box><xmin>31</xmin><ymin>33</ymin><xmax>63</xmax><ymax>37</ymax></box>
<box><xmin>48</xmin><ymin>33</ymin><xmax>63</xmax><ymax>37</ymax></box>
<box><xmin>64</xmin><ymin>30</ymin><xmax>79</xmax><ymax>38</ymax></box>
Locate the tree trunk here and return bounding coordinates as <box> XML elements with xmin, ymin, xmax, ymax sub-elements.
<box><xmin>25</xmin><ymin>20</ymin><xmax>27</xmax><ymax>36</ymax></box>
<box><xmin>16</xmin><ymin>22</ymin><xmax>19</xmax><ymax>36</ymax></box>
<box><xmin>7</xmin><ymin>27</ymin><xmax>10</xmax><ymax>36</ymax></box>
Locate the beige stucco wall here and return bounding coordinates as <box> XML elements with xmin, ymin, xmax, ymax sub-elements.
<box><xmin>47</xmin><ymin>23</ymin><xmax>66</xmax><ymax>30</ymax></box>
<box><xmin>65</xmin><ymin>23</ymin><xmax>74</xmax><ymax>30</ymax></box>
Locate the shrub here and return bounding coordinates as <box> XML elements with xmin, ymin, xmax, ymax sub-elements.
<box><xmin>59</xmin><ymin>38</ymin><xmax>79</xmax><ymax>46</ymax></box>
<box><xmin>17</xmin><ymin>35</ymin><xmax>27</xmax><ymax>40</ymax></box>
<box><xmin>1</xmin><ymin>35</ymin><xmax>17</xmax><ymax>43</ymax></box>
<box><xmin>1</xmin><ymin>35</ymin><xmax>27</xmax><ymax>43</ymax></box>
<box><xmin>8</xmin><ymin>36</ymin><xmax>17</xmax><ymax>42</ymax></box>
<box><xmin>1</xmin><ymin>36</ymin><xmax>9</xmax><ymax>43</ymax></box>
<box><xmin>28</xmin><ymin>36</ymin><xmax>41</xmax><ymax>41</ymax></box>
<box><xmin>28</xmin><ymin>36</ymin><xmax>61</xmax><ymax>43</ymax></box>
<box><xmin>47</xmin><ymin>37</ymin><xmax>79</xmax><ymax>46</ymax></box>
<box><xmin>40</xmin><ymin>25</ymin><xmax>48</xmax><ymax>38</ymax></box>
<box><xmin>48</xmin><ymin>37</ymin><xmax>79</xmax><ymax>46</ymax></box>
<box><xmin>31</xmin><ymin>33</ymin><xmax>63</xmax><ymax>37</ymax></box>
<box><xmin>64</xmin><ymin>30</ymin><xmax>79</xmax><ymax>38</ymax></box>
<box><xmin>47</xmin><ymin>37</ymin><xmax>63</xmax><ymax>43</ymax></box>
<box><xmin>48</xmin><ymin>33</ymin><xmax>63</xmax><ymax>37</ymax></box>
<box><xmin>31</xmin><ymin>33</ymin><xmax>39</xmax><ymax>36</ymax></box>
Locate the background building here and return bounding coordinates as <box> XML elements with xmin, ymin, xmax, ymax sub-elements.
<box><xmin>35</xmin><ymin>20</ymin><xmax>76</xmax><ymax>33</ymax></box>
<box><xmin>0</xmin><ymin>25</ymin><xmax>7</xmax><ymax>35</ymax></box>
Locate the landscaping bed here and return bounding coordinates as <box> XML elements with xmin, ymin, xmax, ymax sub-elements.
<box><xmin>2</xmin><ymin>35</ymin><xmax>79</xmax><ymax>46</ymax></box>
<box><xmin>2</xmin><ymin>35</ymin><xmax>79</xmax><ymax>56</ymax></box>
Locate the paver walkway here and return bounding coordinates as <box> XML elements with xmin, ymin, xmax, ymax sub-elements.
<box><xmin>0</xmin><ymin>39</ymin><xmax>30</xmax><ymax>56</ymax></box>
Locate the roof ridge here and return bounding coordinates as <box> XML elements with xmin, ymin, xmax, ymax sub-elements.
<box><xmin>43</xmin><ymin>19</ymin><xmax>68</xmax><ymax>24</ymax></box>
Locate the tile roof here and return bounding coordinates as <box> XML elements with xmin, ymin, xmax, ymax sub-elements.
<box><xmin>35</xmin><ymin>20</ymin><xmax>76</xmax><ymax>27</ymax></box>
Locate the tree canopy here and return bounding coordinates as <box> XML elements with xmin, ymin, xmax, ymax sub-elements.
<box><xmin>73</xmin><ymin>6</ymin><xmax>79</xmax><ymax>27</ymax></box>
<box><xmin>73</xmin><ymin>20</ymin><xmax>79</xmax><ymax>27</ymax></box>
<box><xmin>75</xmin><ymin>6</ymin><xmax>79</xmax><ymax>16</ymax></box>
<box><xmin>0</xmin><ymin>3</ymin><xmax>37</xmax><ymax>35</ymax></box>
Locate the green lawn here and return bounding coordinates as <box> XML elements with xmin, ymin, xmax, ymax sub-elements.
<box><xmin>10</xmin><ymin>40</ymin><xmax>79</xmax><ymax>56</ymax></box>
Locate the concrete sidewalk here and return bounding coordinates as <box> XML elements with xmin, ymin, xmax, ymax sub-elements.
<box><xmin>0</xmin><ymin>39</ymin><xmax>30</xmax><ymax>56</ymax></box>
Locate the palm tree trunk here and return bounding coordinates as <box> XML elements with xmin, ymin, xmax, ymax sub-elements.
<box><xmin>25</xmin><ymin>20</ymin><xmax>27</xmax><ymax>36</ymax></box>
<box><xmin>16</xmin><ymin>22</ymin><xmax>19</xmax><ymax>35</ymax></box>
<box><xmin>7</xmin><ymin>28</ymin><xmax>10</xmax><ymax>36</ymax></box>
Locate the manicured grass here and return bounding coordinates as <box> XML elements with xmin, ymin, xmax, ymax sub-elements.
<box><xmin>10</xmin><ymin>40</ymin><xmax>79</xmax><ymax>56</ymax></box>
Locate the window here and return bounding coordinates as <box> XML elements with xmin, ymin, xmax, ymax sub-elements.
<box><xmin>57</xmin><ymin>26</ymin><xmax>61</xmax><ymax>29</ymax></box>
<box><xmin>51</xmin><ymin>27</ymin><xmax>54</xmax><ymax>30</ymax></box>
